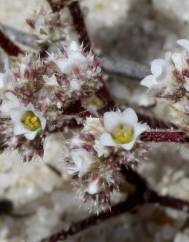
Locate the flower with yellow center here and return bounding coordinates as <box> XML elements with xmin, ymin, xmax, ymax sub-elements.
<box><xmin>21</xmin><ymin>111</ymin><xmax>41</xmax><ymax>131</ymax></box>
<box><xmin>99</xmin><ymin>108</ymin><xmax>148</xmax><ymax>150</ymax></box>
<box><xmin>112</xmin><ymin>124</ymin><xmax>134</xmax><ymax>144</ymax></box>
<box><xmin>10</xmin><ymin>103</ymin><xmax>46</xmax><ymax>140</ymax></box>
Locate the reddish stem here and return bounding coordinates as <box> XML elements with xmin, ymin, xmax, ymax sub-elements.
<box><xmin>69</xmin><ymin>1</ymin><xmax>91</xmax><ymax>52</ymax></box>
<box><xmin>40</xmin><ymin>166</ymin><xmax>189</xmax><ymax>242</ymax></box>
<box><xmin>47</xmin><ymin>0</ymin><xmax>70</xmax><ymax>12</ymax></box>
<box><xmin>140</xmin><ymin>131</ymin><xmax>189</xmax><ymax>143</ymax></box>
<box><xmin>40</xmin><ymin>194</ymin><xmax>142</xmax><ymax>242</ymax></box>
<box><xmin>0</xmin><ymin>30</ymin><xmax>23</xmax><ymax>56</ymax></box>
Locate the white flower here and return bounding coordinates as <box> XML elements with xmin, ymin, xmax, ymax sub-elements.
<box><xmin>10</xmin><ymin>103</ymin><xmax>46</xmax><ymax>140</ymax></box>
<box><xmin>70</xmin><ymin>148</ymin><xmax>95</xmax><ymax>177</ymax></box>
<box><xmin>141</xmin><ymin>59</ymin><xmax>170</xmax><ymax>90</ymax></box>
<box><xmin>55</xmin><ymin>41</ymin><xmax>88</xmax><ymax>74</ymax></box>
<box><xmin>86</xmin><ymin>178</ymin><xmax>102</xmax><ymax>195</ymax></box>
<box><xmin>43</xmin><ymin>74</ymin><xmax>59</xmax><ymax>87</ymax></box>
<box><xmin>99</xmin><ymin>108</ymin><xmax>148</xmax><ymax>150</ymax></box>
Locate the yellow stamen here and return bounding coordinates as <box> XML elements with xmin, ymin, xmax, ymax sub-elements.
<box><xmin>21</xmin><ymin>111</ymin><xmax>41</xmax><ymax>131</ymax></box>
<box><xmin>112</xmin><ymin>124</ymin><xmax>134</xmax><ymax>144</ymax></box>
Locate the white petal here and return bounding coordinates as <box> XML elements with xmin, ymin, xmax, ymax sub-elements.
<box><xmin>14</xmin><ymin>124</ymin><xmax>26</xmax><ymax>135</ymax></box>
<box><xmin>87</xmin><ymin>179</ymin><xmax>101</xmax><ymax>195</ymax></box>
<box><xmin>122</xmin><ymin>108</ymin><xmax>138</xmax><ymax>125</ymax></box>
<box><xmin>121</xmin><ymin>140</ymin><xmax>136</xmax><ymax>150</ymax></box>
<box><xmin>70</xmin><ymin>79</ymin><xmax>81</xmax><ymax>91</ymax></box>
<box><xmin>68</xmin><ymin>41</ymin><xmax>80</xmax><ymax>52</ymax></box>
<box><xmin>25</xmin><ymin>131</ymin><xmax>38</xmax><ymax>140</ymax></box>
<box><xmin>103</xmin><ymin>111</ymin><xmax>122</xmax><ymax>132</ymax></box>
<box><xmin>99</xmin><ymin>133</ymin><xmax>116</xmax><ymax>146</ymax></box>
<box><xmin>40</xmin><ymin>116</ymin><xmax>46</xmax><ymax>130</ymax></box>
<box><xmin>10</xmin><ymin>109</ymin><xmax>24</xmax><ymax>123</ymax></box>
<box><xmin>134</xmin><ymin>123</ymin><xmax>148</xmax><ymax>137</ymax></box>
<box><xmin>140</xmin><ymin>75</ymin><xmax>157</xmax><ymax>88</ymax></box>
<box><xmin>56</xmin><ymin>59</ymin><xmax>73</xmax><ymax>74</ymax></box>
<box><xmin>151</xmin><ymin>59</ymin><xmax>166</xmax><ymax>77</ymax></box>
<box><xmin>43</xmin><ymin>75</ymin><xmax>59</xmax><ymax>86</ymax></box>
<box><xmin>171</xmin><ymin>53</ymin><xmax>187</xmax><ymax>71</ymax></box>
<box><xmin>70</xmin><ymin>149</ymin><xmax>93</xmax><ymax>176</ymax></box>
<box><xmin>71</xmin><ymin>52</ymin><xmax>87</xmax><ymax>70</ymax></box>
<box><xmin>177</xmin><ymin>39</ymin><xmax>189</xmax><ymax>52</ymax></box>
<box><xmin>0</xmin><ymin>76</ymin><xmax>4</xmax><ymax>89</ymax></box>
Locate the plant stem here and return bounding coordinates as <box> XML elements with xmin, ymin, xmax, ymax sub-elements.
<box><xmin>40</xmin><ymin>166</ymin><xmax>189</xmax><ymax>242</ymax></box>
<box><xmin>140</xmin><ymin>131</ymin><xmax>189</xmax><ymax>143</ymax></box>
<box><xmin>0</xmin><ymin>29</ymin><xmax>23</xmax><ymax>56</ymax></box>
<box><xmin>69</xmin><ymin>1</ymin><xmax>91</xmax><ymax>52</ymax></box>
<box><xmin>40</xmin><ymin>194</ymin><xmax>143</xmax><ymax>242</ymax></box>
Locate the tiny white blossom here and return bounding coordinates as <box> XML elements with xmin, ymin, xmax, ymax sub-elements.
<box><xmin>55</xmin><ymin>41</ymin><xmax>88</xmax><ymax>74</ymax></box>
<box><xmin>70</xmin><ymin>148</ymin><xmax>95</xmax><ymax>177</ymax></box>
<box><xmin>99</xmin><ymin>108</ymin><xmax>148</xmax><ymax>150</ymax></box>
<box><xmin>141</xmin><ymin>59</ymin><xmax>170</xmax><ymax>90</ymax></box>
<box><xmin>10</xmin><ymin>103</ymin><xmax>46</xmax><ymax>140</ymax></box>
<box><xmin>86</xmin><ymin>178</ymin><xmax>102</xmax><ymax>195</ymax></box>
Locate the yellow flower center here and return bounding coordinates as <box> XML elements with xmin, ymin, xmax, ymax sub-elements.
<box><xmin>112</xmin><ymin>124</ymin><xmax>134</xmax><ymax>144</ymax></box>
<box><xmin>21</xmin><ymin>111</ymin><xmax>41</xmax><ymax>131</ymax></box>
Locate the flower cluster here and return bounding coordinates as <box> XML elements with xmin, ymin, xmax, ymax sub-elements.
<box><xmin>141</xmin><ymin>39</ymin><xmax>189</xmax><ymax>131</ymax></box>
<box><xmin>65</xmin><ymin>108</ymin><xmax>148</xmax><ymax>211</ymax></box>
<box><xmin>26</xmin><ymin>9</ymin><xmax>73</xmax><ymax>44</ymax></box>
<box><xmin>0</xmin><ymin>39</ymin><xmax>103</xmax><ymax>159</ymax></box>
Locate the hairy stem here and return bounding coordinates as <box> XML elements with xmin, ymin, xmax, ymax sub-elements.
<box><xmin>40</xmin><ymin>194</ymin><xmax>143</xmax><ymax>242</ymax></box>
<box><xmin>140</xmin><ymin>131</ymin><xmax>189</xmax><ymax>143</ymax></box>
<box><xmin>40</xmin><ymin>166</ymin><xmax>189</xmax><ymax>242</ymax></box>
<box><xmin>0</xmin><ymin>29</ymin><xmax>23</xmax><ymax>56</ymax></box>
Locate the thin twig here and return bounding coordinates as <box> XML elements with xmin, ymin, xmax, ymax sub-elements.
<box><xmin>40</xmin><ymin>166</ymin><xmax>189</xmax><ymax>242</ymax></box>
<box><xmin>140</xmin><ymin>131</ymin><xmax>189</xmax><ymax>143</ymax></box>
<box><xmin>101</xmin><ymin>57</ymin><xmax>149</xmax><ymax>81</ymax></box>
<box><xmin>69</xmin><ymin>1</ymin><xmax>91</xmax><ymax>52</ymax></box>
<box><xmin>40</xmin><ymin>194</ymin><xmax>143</xmax><ymax>242</ymax></box>
<box><xmin>0</xmin><ymin>29</ymin><xmax>23</xmax><ymax>56</ymax></box>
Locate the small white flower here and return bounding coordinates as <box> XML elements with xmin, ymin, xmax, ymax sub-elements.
<box><xmin>141</xmin><ymin>59</ymin><xmax>170</xmax><ymax>90</ymax></box>
<box><xmin>99</xmin><ymin>108</ymin><xmax>148</xmax><ymax>150</ymax></box>
<box><xmin>43</xmin><ymin>74</ymin><xmax>59</xmax><ymax>87</ymax></box>
<box><xmin>10</xmin><ymin>103</ymin><xmax>46</xmax><ymax>140</ymax></box>
<box><xmin>55</xmin><ymin>41</ymin><xmax>88</xmax><ymax>74</ymax></box>
<box><xmin>70</xmin><ymin>148</ymin><xmax>95</xmax><ymax>177</ymax></box>
<box><xmin>84</xmin><ymin>117</ymin><xmax>105</xmax><ymax>137</ymax></box>
<box><xmin>86</xmin><ymin>178</ymin><xmax>102</xmax><ymax>195</ymax></box>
